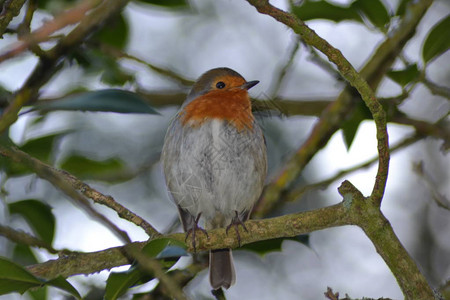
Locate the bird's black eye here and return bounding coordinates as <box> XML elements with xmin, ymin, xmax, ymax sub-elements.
<box><xmin>216</xmin><ymin>81</ymin><xmax>226</xmax><ymax>89</ymax></box>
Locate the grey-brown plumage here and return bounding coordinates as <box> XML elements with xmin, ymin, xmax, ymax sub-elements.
<box><xmin>161</xmin><ymin>68</ymin><xmax>267</xmax><ymax>290</ymax></box>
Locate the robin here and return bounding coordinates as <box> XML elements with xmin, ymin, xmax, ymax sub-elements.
<box><xmin>161</xmin><ymin>67</ymin><xmax>267</xmax><ymax>290</ymax></box>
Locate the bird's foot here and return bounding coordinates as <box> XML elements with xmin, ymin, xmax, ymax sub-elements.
<box><xmin>226</xmin><ymin>211</ymin><xmax>248</xmax><ymax>247</ymax></box>
<box><xmin>185</xmin><ymin>213</ymin><xmax>209</xmax><ymax>251</ymax></box>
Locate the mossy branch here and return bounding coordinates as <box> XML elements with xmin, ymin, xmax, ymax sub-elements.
<box><xmin>251</xmin><ymin>0</ymin><xmax>433</xmax><ymax>216</ymax></box>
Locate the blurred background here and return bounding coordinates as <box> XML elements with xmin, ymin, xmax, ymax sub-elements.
<box><xmin>0</xmin><ymin>0</ymin><xmax>449</xmax><ymax>299</ymax></box>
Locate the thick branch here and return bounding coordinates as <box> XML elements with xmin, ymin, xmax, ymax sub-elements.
<box><xmin>250</xmin><ymin>0</ymin><xmax>433</xmax><ymax>217</ymax></box>
<box><xmin>0</xmin><ymin>0</ymin><xmax>26</xmax><ymax>36</ymax></box>
<box><xmin>338</xmin><ymin>181</ymin><xmax>435</xmax><ymax>299</ymax></box>
<box><xmin>26</xmin><ymin>203</ymin><xmax>349</xmax><ymax>279</ymax></box>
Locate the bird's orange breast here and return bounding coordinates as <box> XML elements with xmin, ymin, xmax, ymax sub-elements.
<box><xmin>180</xmin><ymin>89</ymin><xmax>254</xmax><ymax>131</ymax></box>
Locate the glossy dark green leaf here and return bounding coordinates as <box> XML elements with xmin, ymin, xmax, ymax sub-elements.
<box><xmin>156</xmin><ymin>245</ymin><xmax>187</xmax><ymax>259</ymax></box>
<box><xmin>60</xmin><ymin>155</ymin><xmax>124</xmax><ymax>180</ymax></box>
<box><xmin>142</xmin><ymin>238</ymin><xmax>186</xmax><ymax>257</ymax></box>
<box><xmin>0</xmin><ymin>155</ymin><xmax>29</xmax><ymax>176</ymax></box>
<box><xmin>9</xmin><ymin>200</ymin><xmax>55</xmax><ymax>245</ymax></box>
<box><xmin>242</xmin><ymin>235</ymin><xmax>309</xmax><ymax>255</ymax></box>
<box><xmin>0</xmin><ymin>257</ymin><xmax>42</xmax><ymax>295</ymax></box>
<box><xmin>94</xmin><ymin>13</ymin><xmax>129</xmax><ymax>49</ymax></box>
<box><xmin>293</xmin><ymin>0</ymin><xmax>362</xmax><ymax>23</ymax></box>
<box><xmin>19</xmin><ymin>133</ymin><xmax>62</xmax><ymax>163</ymax></box>
<box><xmin>341</xmin><ymin>100</ymin><xmax>372</xmax><ymax>150</ymax></box>
<box><xmin>138</xmin><ymin>0</ymin><xmax>189</xmax><ymax>8</ymax></box>
<box><xmin>387</xmin><ymin>64</ymin><xmax>420</xmax><ymax>87</ymax></box>
<box><xmin>0</xmin><ymin>258</ymin><xmax>81</xmax><ymax>298</ymax></box>
<box><xmin>141</xmin><ymin>238</ymin><xmax>186</xmax><ymax>269</ymax></box>
<box><xmin>105</xmin><ymin>269</ymin><xmax>144</xmax><ymax>300</ymax></box>
<box><xmin>30</xmin><ymin>90</ymin><xmax>158</xmax><ymax>114</ymax></box>
<box><xmin>13</xmin><ymin>244</ymin><xmax>39</xmax><ymax>267</ymax></box>
<box><xmin>422</xmin><ymin>15</ymin><xmax>450</xmax><ymax>63</ymax></box>
<box><xmin>396</xmin><ymin>0</ymin><xmax>412</xmax><ymax>16</ymax></box>
<box><xmin>36</xmin><ymin>0</ymin><xmax>76</xmax><ymax>10</ymax></box>
<box><xmin>27</xmin><ymin>287</ymin><xmax>47</xmax><ymax>300</ymax></box>
<box><xmin>351</xmin><ymin>0</ymin><xmax>390</xmax><ymax>31</ymax></box>
<box><xmin>46</xmin><ymin>277</ymin><xmax>81</xmax><ymax>299</ymax></box>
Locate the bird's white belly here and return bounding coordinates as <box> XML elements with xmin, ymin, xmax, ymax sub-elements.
<box><xmin>162</xmin><ymin>118</ymin><xmax>266</xmax><ymax>226</ymax></box>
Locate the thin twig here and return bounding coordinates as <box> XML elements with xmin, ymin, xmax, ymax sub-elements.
<box><xmin>0</xmin><ymin>144</ymin><xmax>160</xmax><ymax>238</ymax></box>
<box><xmin>284</xmin><ymin>134</ymin><xmax>421</xmax><ymax>202</ymax></box>
<box><xmin>270</xmin><ymin>35</ymin><xmax>301</xmax><ymax>97</ymax></box>
<box><xmin>0</xmin><ymin>0</ymin><xmax>102</xmax><ymax>63</ymax></box>
<box><xmin>0</xmin><ymin>224</ymin><xmax>58</xmax><ymax>254</ymax></box>
<box><xmin>412</xmin><ymin>161</ymin><xmax>450</xmax><ymax>210</ymax></box>
<box><xmin>421</xmin><ymin>76</ymin><xmax>450</xmax><ymax>100</ymax></box>
<box><xmin>98</xmin><ymin>43</ymin><xmax>194</xmax><ymax>87</ymax></box>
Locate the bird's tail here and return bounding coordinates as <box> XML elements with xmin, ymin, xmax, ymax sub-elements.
<box><xmin>209</xmin><ymin>248</ymin><xmax>235</xmax><ymax>290</ymax></box>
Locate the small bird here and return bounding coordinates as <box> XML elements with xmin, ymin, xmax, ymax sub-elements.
<box><xmin>161</xmin><ymin>67</ymin><xmax>267</xmax><ymax>290</ymax></box>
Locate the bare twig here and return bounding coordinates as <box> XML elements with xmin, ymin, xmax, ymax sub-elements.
<box><xmin>0</xmin><ymin>224</ymin><xmax>58</xmax><ymax>254</ymax></box>
<box><xmin>0</xmin><ymin>144</ymin><xmax>160</xmax><ymax>238</ymax></box>
<box><xmin>412</xmin><ymin>161</ymin><xmax>450</xmax><ymax>210</ymax></box>
<box><xmin>0</xmin><ymin>0</ymin><xmax>131</xmax><ymax>134</ymax></box>
<box><xmin>0</xmin><ymin>144</ymin><xmax>132</xmax><ymax>243</ymax></box>
<box><xmin>98</xmin><ymin>43</ymin><xmax>194</xmax><ymax>87</ymax></box>
<box><xmin>270</xmin><ymin>35</ymin><xmax>301</xmax><ymax>97</ymax></box>
<box><xmin>0</xmin><ymin>0</ymin><xmax>102</xmax><ymax>63</ymax></box>
<box><xmin>421</xmin><ymin>76</ymin><xmax>450</xmax><ymax>100</ymax></box>
<box><xmin>285</xmin><ymin>134</ymin><xmax>421</xmax><ymax>202</ymax></box>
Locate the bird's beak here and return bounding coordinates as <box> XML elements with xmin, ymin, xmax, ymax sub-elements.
<box><xmin>241</xmin><ymin>80</ymin><xmax>259</xmax><ymax>90</ymax></box>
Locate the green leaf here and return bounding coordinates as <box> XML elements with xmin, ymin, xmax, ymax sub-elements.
<box><xmin>0</xmin><ymin>258</ymin><xmax>80</xmax><ymax>298</ymax></box>
<box><xmin>292</xmin><ymin>0</ymin><xmax>362</xmax><ymax>23</ymax></box>
<box><xmin>46</xmin><ymin>277</ymin><xmax>81</xmax><ymax>299</ymax></box>
<box><xmin>340</xmin><ymin>100</ymin><xmax>372</xmax><ymax>150</ymax></box>
<box><xmin>13</xmin><ymin>244</ymin><xmax>39</xmax><ymax>267</ymax></box>
<box><xmin>1</xmin><ymin>132</ymin><xmax>67</xmax><ymax>177</ymax></box>
<box><xmin>9</xmin><ymin>200</ymin><xmax>55</xmax><ymax>245</ymax></box>
<box><xmin>351</xmin><ymin>0</ymin><xmax>390</xmax><ymax>31</ymax></box>
<box><xmin>422</xmin><ymin>15</ymin><xmax>450</xmax><ymax>63</ymax></box>
<box><xmin>105</xmin><ymin>269</ymin><xmax>144</xmax><ymax>300</ymax></box>
<box><xmin>156</xmin><ymin>245</ymin><xmax>187</xmax><ymax>259</ymax></box>
<box><xmin>27</xmin><ymin>287</ymin><xmax>47</xmax><ymax>300</ymax></box>
<box><xmin>94</xmin><ymin>13</ymin><xmax>129</xmax><ymax>49</ymax></box>
<box><xmin>137</xmin><ymin>0</ymin><xmax>189</xmax><ymax>8</ymax></box>
<box><xmin>29</xmin><ymin>89</ymin><xmax>159</xmax><ymax>114</ymax></box>
<box><xmin>242</xmin><ymin>235</ymin><xmax>309</xmax><ymax>255</ymax></box>
<box><xmin>141</xmin><ymin>238</ymin><xmax>186</xmax><ymax>258</ymax></box>
<box><xmin>0</xmin><ymin>257</ymin><xmax>42</xmax><ymax>295</ymax></box>
<box><xmin>396</xmin><ymin>0</ymin><xmax>412</xmax><ymax>16</ymax></box>
<box><xmin>19</xmin><ymin>133</ymin><xmax>62</xmax><ymax>163</ymax></box>
<box><xmin>387</xmin><ymin>64</ymin><xmax>420</xmax><ymax>87</ymax></box>
<box><xmin>60</xmin><ymin>155</ymin><xmax>125</xmax><ymax>180</ymax></box>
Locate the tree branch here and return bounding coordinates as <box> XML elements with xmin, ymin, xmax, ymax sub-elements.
<box><xmin>284</xmin><ymin>134</ymin><xmax>421</xmax><ymax>203</ymax></box>
<box><xmin>0</xmin><ymin>143</ymin><xmax>132</xmax><ymax>243</ymax></box>
<box><xmin>0</xmin><ymin>143</ymin><xmax>160</xmax><ymax>238</ymax></box>
<box><xmin>338</xmin><ymin>181</ymin><xmax>435</xmax><ymax>299</ymax></box>
<box><xmin>0</xmin><ymin>224</ymin><xmax>58</xmax><ymax>254</ymax></box>
<box><xmin>250</xmin><ymin>0</ymin><xmax>433</xmax><ymax>217</ymax></box>
<box><xmin>0</xmin><ymin>0</ymin><xmax>131</xmax><ymax>134</ymax></box>
<box><xmin>0</xmin><ymin>0</ymin><xmax>26</xmax><ymax>36</ymax></box>
<box><xmin>26</xmin><ymin>203</ymin><xmax>350</xmax><ymax>279</ymax></box>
